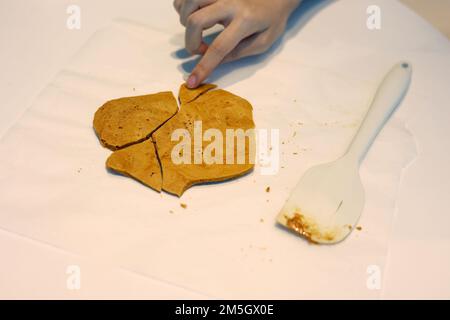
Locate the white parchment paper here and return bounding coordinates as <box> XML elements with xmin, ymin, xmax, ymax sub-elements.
<box><xmin>0</xmin><ymin>19</ymin><xmax>417</xmax><ymax>298</ymax></box>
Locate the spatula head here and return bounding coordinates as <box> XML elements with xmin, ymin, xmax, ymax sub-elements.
<box><xmin>277</xmin><ymin>157</ymin><xmax>365</xmax><ymax>244</ymax></box>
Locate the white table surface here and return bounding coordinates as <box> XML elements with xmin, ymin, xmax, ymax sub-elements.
<box><xmin>0</xmin><ymin>0</ymin><xmax>449</xmax><ymax>299</ymax></box>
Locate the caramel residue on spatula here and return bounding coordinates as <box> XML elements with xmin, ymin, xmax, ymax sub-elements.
<box><xmin>285</xmin><ymin>212</ymin><xmax>336</xmax><ymax>244</ymax></box>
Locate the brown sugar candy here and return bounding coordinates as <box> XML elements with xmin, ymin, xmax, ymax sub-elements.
<box><xmin>94</xmin><ymin>84</ymin><xmax>255</xmax><ymax>196</ymax></box>
<box><xmin>153</xmin><ymin>84</ymin><xmax>255</xmax><ymax>196</ymax></box>
<box><xmin>106</xmin><ymin>139</ymin><xmax>162</xmax><ymax>192</ymax></box>
<box><xmin>93</xmin><ymin>92</ymin><xmax>178</xmax><ymax>150</ymax></box>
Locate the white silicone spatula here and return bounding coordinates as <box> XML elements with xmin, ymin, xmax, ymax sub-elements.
<box><xmin>277</xmin><ymin>62</ymin><xmax>412</xmax><ymax>244</ymax></box>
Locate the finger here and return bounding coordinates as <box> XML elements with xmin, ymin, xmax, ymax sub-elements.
<box><xmin>222</xmin><ymin>31</ymin><xmax>273</xmax><ymax>63</ymax></box>
<box><xmin>185</xmin><ymin>4</ymin><xmax>230</xmax><ymax>54</ymax></box>
<box><xmin>180</xmin><ymin>0</ymin><xmax>216</xmax><ymax>26</ymax></box>
<box><xmin>187</xmin><ymin>22</ymin><xmax>247</xmax><ymax>88</ymax></box>
<box><xmin>173</xmin><ymin>0</ymin><xmax>183</xmax><ymax>14</ymax></box>
<box><xmin>198</xmin><ymin>42</ymin><xmax>209</xmax><ymax>55</ymax></box>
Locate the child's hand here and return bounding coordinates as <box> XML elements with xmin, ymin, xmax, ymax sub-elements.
<box><xmin>174</xmin><ymin>0</ymin><xmax>301</xmax><ymax>88</ymax></box>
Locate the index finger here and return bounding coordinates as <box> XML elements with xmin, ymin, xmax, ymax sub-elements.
<box><xmin>185</xmin><ymin>4</ymin><xmax>230</xmax><ymax>54</ymax></box>
<box><xmin>187</xmin><ymin>22</ymin><xmax>245</xmax><ymax>88</ymax></box>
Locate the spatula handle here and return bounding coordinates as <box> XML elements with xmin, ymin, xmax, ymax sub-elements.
<box><xmin>345</xmin><ymin>62</ymin><xmax>412</xmax><ymax>164</ymax></box>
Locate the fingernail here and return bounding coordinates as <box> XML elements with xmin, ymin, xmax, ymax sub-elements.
<box><xmin>187</xmin><ymin>74</ymin><xmax>197</xmax><ymax>88</ymax></box>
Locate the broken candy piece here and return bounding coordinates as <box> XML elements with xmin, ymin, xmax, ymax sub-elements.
<box><xmin>179</xmin><ymin>83</ymin><xmax>217</xmax><ymax>105</ymax></box>
<box><xmin>153</xmin><ymin>87</ymin><xmax>255</xmax><ymax>196</ymax></box>
<box><xmin>94</xmin><ymin>92</ymin><xmax>178</xmax><ymax>150</ymax></box>
<box><xmin>106</xmin><ymin>139</ymin><xmax>162</xmax><ymax>192</ymax></box>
